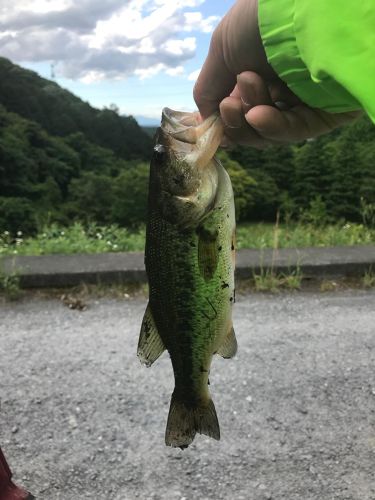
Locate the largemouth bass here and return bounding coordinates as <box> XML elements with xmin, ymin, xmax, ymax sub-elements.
<box><xmin>138</xmin><ymin>108</ymin><xmax>237</xmax><ymax>448</ymax></box>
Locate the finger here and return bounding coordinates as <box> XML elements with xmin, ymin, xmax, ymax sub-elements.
<box><xmin>236</xmin><ymin>71</ymin><xmax>273</xmax><ymax>112</ymax></box>
<box><xmin>220</xmin><ymin>96</ymin><xmax>244</xmax><ymax>129</ymax></box>
<box><xmin>246</xmin><ymin>105</ymin><xmax>361</xmax><ymax>142</ymax></box>
<box><xmin>193</xmin><ymin>29</ymin><xmax>236</xmax><ymax>119</ymax></box>
<box><xmin>219</xmin><ymin>95</ymin><xmax>274</xmax><ymax>148</ymax></box>
<box><xmin>267</xmin><ymin>79</ymin><xmax>302</xmax><ymax>107</ymax></box>
<box><xmin>223</xmin><ymin>121</ymin><xmax>276</xmax><ymax>150</ymax></box>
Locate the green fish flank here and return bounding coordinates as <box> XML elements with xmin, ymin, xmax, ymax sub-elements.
<box><xmin>138</xmin><ymin>108</ymin><xmax>237</xmax><ymax>448</ymax></box>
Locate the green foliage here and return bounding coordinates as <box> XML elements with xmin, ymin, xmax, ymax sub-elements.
<box><xmin>0</xmin><ymin>197</ymin><xmax>37</xmax><ymax>235</ymax></box>
<box><xmin>111</xmin><ymin>163</ymin><xmax>150</xmax><ymax>227</ymax></box>
<box><xmin>1</xmin><ymin>222</ymin><xmax>374</xmax><ymax>257</ymax></box>
<box><xmin>0</xmin><ymin>223</ymin><xmax>145</xmax><ymax>256</ymax></box>
<box><xmin>360</xmin><ymin>198</ymin><xmax>375</xmax><ymax>228</ymax></box>
<box><xmin>298</xmin><ymin>195</ymin><xmax>330</xmax><ymax>226</ymax></box>
<box><xmin>253</xmin><ymin>269</ymin><xmax>302</xmax><ymax>293</ymax></box>
<box><xmin>0</xmin><ymin>57</ymin><xmax>152</xmax><ymax>160</ymax></box>
<box><xmin>236</xmin><ymin>221</ymin><xmax>375</xmax><ymax>249</ymax></box>
<box><xmin>68</xmin><ymin>172</ymin><xmax>115</xmax><ymax>224</ymax></box>
<box><xmin>0</xmin><ymin>56</ymin><xmax>374</xmax><ymax>236</ymax></box>
<box><xmin>218</xmin><ymin>151</ymin><xmax>256</xmax><ymax>221</ymax></box>
<box><xmin>363</xmin><ymin>269</ymin><xmax>375</xmax><ymax>288</ymax></box>
<box><xmin>227</xmin><ymin>116</ymin><xmax>375</xmax><ymax>224</ymax></box>
<box><xmin>0</xmin><ymin>271</ymin><xmax>21</xmax><ymax>300</ymax></box>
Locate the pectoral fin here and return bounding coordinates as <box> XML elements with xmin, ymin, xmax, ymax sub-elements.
<box><xmin>137</xmin><ymin>304</ymin><xmax>165</xmax><ymax>367</ymax></box>
<box><xmin>217</xmin><ymin>327</ymin><xmax>237</xmax><ymax>359</ymax></box>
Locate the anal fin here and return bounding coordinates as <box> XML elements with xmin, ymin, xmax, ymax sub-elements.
<box><xmin>217</xmin><ymin>326</ymin><xmax>237</xmax><ymax>359</ymax></box>
<box><xmin>137</xmin><ymin>303</ymin><xmax>165</xmax><ymax>367</ymax></box>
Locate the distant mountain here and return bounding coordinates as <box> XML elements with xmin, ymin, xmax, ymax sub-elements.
<box><xmin>0</xmin><ymin>57</ymin><xmax>152</xmax><ymax>160</ymax></box>
<box><xmin>135</xmin><ymin>115</ymin><xmax>160</xmax><ymax>127</ymax></box>
<box><xmin>0</xmin><ymin>57</ymin><xmax>155</xmax><ymax>233</ymax></box>
<box><xmin>142</xmin><ymin>126</ymin><xmax>158</xmax><ymax>138</ymax></box>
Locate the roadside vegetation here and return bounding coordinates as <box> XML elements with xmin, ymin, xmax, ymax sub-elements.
<box><xmin>0</xmin><ymin>271</ymin><xmax>21</xmax><ymax>300</ymax></box>
<box><xmin>1</xmin><ymin>220</ymin><xmax>374</xmax><ymax>257</ymax></box>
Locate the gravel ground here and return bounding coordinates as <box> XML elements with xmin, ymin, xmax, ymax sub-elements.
<box><xmin>0</xmin><ymin>290</ymin><xmax>375</xmax><ymax>500</ymax></box>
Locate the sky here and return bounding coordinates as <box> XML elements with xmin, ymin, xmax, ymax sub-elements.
<box><xmin>0</xmin><ymin>0</ymin><xmax>235</xmax><ymax>125</ymax></box>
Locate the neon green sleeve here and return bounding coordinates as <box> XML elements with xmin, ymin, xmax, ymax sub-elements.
<box><xmin>258</xmin><ymin>0</ymin><xmax>375</xmax><ymax>122</ymax></box>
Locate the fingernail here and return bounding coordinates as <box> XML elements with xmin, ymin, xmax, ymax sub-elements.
<box><xmin>249</xmin><ymin>123</ymin><xmax>264</xmax><ymax>132</ymax></box>
<box><xmin>224</xmin><ymin>124</ymin><xmax>241</xmax><ymax>129</ymax></box>
<box><xmin>241</xmin><ymin>97</ymin><xmax>251</xmax><ymax>107</ymax></box>
<box><xmin>274</xmin><ymin>101</ymin><xmax>290</xmax><ymax>110</ymax></box>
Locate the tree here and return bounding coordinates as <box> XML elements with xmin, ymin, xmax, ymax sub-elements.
<box><xmin>111</xmin><ymin>163</ymin><xmax>150</xmax><ymax>227</ymax></box>
<box><xmin>67</xmin><ymin>172</ymin><xmax>115</xmax><ymax>224</ymax></box>
<box><xmin>0</xmin><ymin>197</ymin><xmax>37</xmax><ymax>234</ymax></box>
<box><xmin>217</xmin><ymin>151</ymin><xmax>256</xmax><ymax>221</ymax></box>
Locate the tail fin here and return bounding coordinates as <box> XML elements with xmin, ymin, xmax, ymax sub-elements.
<box><xmin>165</xmin><ymin>391</ymin><xmax>220</xmax><ymax>448</ymax></box>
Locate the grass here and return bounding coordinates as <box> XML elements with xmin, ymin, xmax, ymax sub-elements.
<box><xmin>236</xmin><ymin>221</ymin><xmax>375</xmax><ymax>249</ymax></box>
<box><xmin>0</xmin><ymin>223</ymin><xmax>145</xmax><ymax>256</ymax></box>
<box><xmin>363</xmin><ymin>269</ymin><xmax>375</xmax><ymax>288</ymax></box>
<box><xmin>253</xmin><ymin>269</ymin><xmax>303</xmax><ymax>293</ymax></box>
<box><xmin>0</xmin><ymin>271</ymin><xmax>21</xmax><ymax>300</ymax></box>
<box><xmin>1</xmin><ymin>221</ymin><xmax>374</xmax><ymax>257</ymax></box>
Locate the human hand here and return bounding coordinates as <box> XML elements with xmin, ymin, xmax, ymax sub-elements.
<box><xmin>193</xmin><ymin>0</ymin><xmax>361</xmax><ymax>148</ymax></box>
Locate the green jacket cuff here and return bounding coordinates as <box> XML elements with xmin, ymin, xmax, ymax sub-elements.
<box><xmin>258</xmin><ymin>0</ymin><xmax>361</xmax><ymax>113</ymax></box>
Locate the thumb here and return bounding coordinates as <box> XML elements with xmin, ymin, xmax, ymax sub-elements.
<box><xmin>193</xmin><ymin>33</ymin><xmax>236</xmax><ymax>119</ymax></box>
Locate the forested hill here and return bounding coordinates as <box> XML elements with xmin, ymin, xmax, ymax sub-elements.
<box><xmin>0</xmin><ymin>57</ymin><xmax>152</xmax><ymax>160</ymax></box>
<box><xmin>0</xmin><ymin>57</ymin><xmax>374</xmax><ymax>235</ymax></box>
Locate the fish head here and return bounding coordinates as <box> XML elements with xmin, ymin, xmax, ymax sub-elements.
<box><xmin>151</xmin><ymin>108</ymin><xmax>224</xmax><ymax>225</ymax></box>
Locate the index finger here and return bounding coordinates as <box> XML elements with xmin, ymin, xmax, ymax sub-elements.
<box><xmin>193</xmin><ymin>32</ymin><xmax>236</xmax><ymax>119</ymax></box>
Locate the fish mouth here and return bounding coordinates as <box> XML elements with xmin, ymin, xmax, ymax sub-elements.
<box><xmin>161</xmin><ymin>107</ymin><xmax>224</xmax><ymax>168</ymax></box>
<box><xmin>162</xmin><ymin>108</ymin><xmax>201</xmax><ymax>133</ymax></box>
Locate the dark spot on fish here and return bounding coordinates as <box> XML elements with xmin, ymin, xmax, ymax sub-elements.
<box><xmin>201</xmin><ymin>297</ymin><xmax>218</xmax><ymax>321</ymax></box>
<box><xmin>173</xmin><ymin>174</ymin><xmax>185</xmax><ymax>186</ymax></box>
<box><xmin>190</xmin><ymin>241</ymin><xmax>196</xmax><ymax>247</ymax></box>
<box><xmin>221</xmin><ymin>281</ymin><xmax>229</xmax><ymax>289</ymax></box>
<box><xmin>218</xmin><ymin>246</ymin><xmax>222</xmax><ymax>251</ymax></box>
<box><xmin>230</xmin><ymin>297</ymin><xmax>233</xmax><ymax>302</ymax></box>
<box><xmin>231</xmin><ymin>242</ymin><xmax>235</xmax><ymax>251</ymax></box>
<box><xmin>227</xmin><ymin>214</ymin><xmax>230</xmax><ymax>218</ymax></box>
<box><xmin>208</xmin><ymin>378</ymin><xmax>211</xmax><ymax>385</ymax></box>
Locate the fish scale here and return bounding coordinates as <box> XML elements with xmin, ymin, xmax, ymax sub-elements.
<box><xmin>138</xmin><ymin>108</ymin><xmax>237</xmax><ymax>448</ymax></box>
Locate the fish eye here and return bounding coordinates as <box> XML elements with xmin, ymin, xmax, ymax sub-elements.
<box><xmin>154</xmin><ymin>144</ymin><xmax>166</xmax><ymax>159</ymax></box>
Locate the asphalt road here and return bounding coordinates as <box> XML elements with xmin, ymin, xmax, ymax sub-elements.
<box><xmin>1</xmin><ymin>290</ymin><xmax>375</xmax><ymax>500</ymax></box>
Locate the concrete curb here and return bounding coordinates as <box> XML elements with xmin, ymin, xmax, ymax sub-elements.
<box><xmin>1</xmin><ymin>246</ymin><xmax>374</xmax><ymax>288</ymax></box>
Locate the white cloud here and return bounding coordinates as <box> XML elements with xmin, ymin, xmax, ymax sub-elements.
<box><xmin>162</xmin><ymin>37</ymin><xmax>196</xmax><ymax>56</ymax></box>
<box><xmin>184</xmin><ymin>12</ymin><xmax>219</xmax><ymax>33</ymax></box>
<box><xmin>188</xmin><ymin>69</ymin><xmax>201</xmax><ymax>81</ymax></box>
<box><xmin>134</xmin><ymin>63</ymin><xmax>166</xmax><ymax>79</ymax></box>
<box><xmin>165</xmin><ymin>65</ymin><xmax>185</xmax><ymax>76</ymax></box>
<box><xmin>0</xmin><ymin>0</ymin><xmax>219</xmax><ymax>81</ymax></box>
